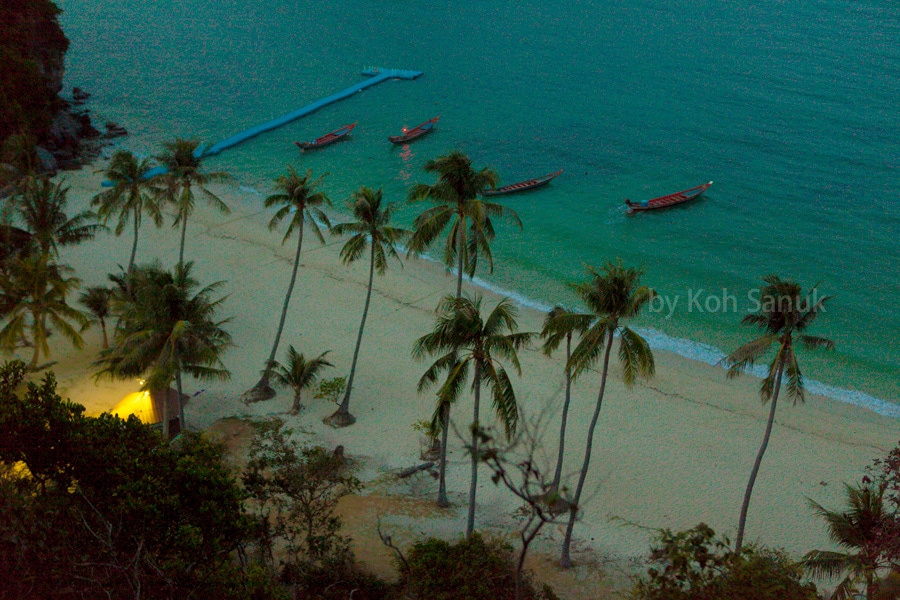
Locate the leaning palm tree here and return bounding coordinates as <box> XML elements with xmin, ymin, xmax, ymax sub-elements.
<box><xmin>540</xmin><ymin>305</ymin><xmax>592</xmax><ymax>493</ymax></box>
<box><xmin>326</xmin><ymin>187</ymin><xmax>410</xmax><ymax>427</ymax></box>
<box><xmin>407</xmin><ymin>151</ymin><xmax>520</xmax><ymax>298</ymax></box>
<box><xmin>243</xmin><ymin>167</ymin><xmax>331</xmax><ymax>404</ymax></box>
<box><xmin>0</xmin><ymin>254</ymin><xmax>89</xmax><ymax>368</ymax></box>
<box><xmin>803</xmin><ymin>481</ymin><xmax>889</xmax><ymax>600</ymax></box>
<box><xmin>413</xmin><ymin>294</ymin><xmax>533</xmax><ymax>534</ymax></box>
<box><xmin>92</xmin><ymin>150</ymin><xmax>164</xmax><ymax>280</ymax></box>
<box><xmin>95</xmin><ymin>262</ymin><xmax>232</xmax><ymax>438</ymax></box>
<box><xmin>722</xmin><ymin>275</ymin><xmax>833</xmax><ymax>553</ymax></box>
<box><xmin>156</xmin><ymin>139</ymin><xmax>230</xmax><ymax>266</ymax></box>
<box><xmin>11</xmin><ymin>177</ymin><xmax>102</xmax><ymax>257</ymax></box>
<box><xmin>78</xmin><ymin>285</ymin><xmax>113</xmax><ymax>349</ymax></box>
<box><xmin>558</xmin><ymin>261</ymin><xmax>656</xmax><ymax>568</ymax></box>
<box><xmin>271</xmin><ymin>345</ymin><xmax>333</xmax><ymax>414</ymax></box>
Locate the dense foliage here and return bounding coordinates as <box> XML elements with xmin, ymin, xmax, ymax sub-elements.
<box><xmin>403</xmin><ymin>534</ymin><xmax>558</xmax><ymax>600</ymax></box>
<box><xmin>630</xmin><ymin>524</ymin><xmax>819</xmax><ymax>600</ymax></box>
<box><xmin>0</xmin><ymin>360</ymin><xmax>256</xmax><ymax>599</ymax></box>
<box><xmin>0</xmin><ymin>0</ymin><xmax>69</xmax><ymax>146</ymax></box>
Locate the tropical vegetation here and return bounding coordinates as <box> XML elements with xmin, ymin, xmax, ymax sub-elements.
<box><xmin>156</xmin><ymin>138</ymin><xmax>230</xmax><ymax>266</ymax></box>
<box><xmin>413</xmin><ymin>294</ymin><xmax>533</xmax><ymax>532</ymax></box>
<box><xmin>94</xmin><ymin>262</ymin><xmax>232</xmax><ymax>438</ymax></box>
<box><xmin>271</xmin><ymin>345</ymin><xmax>333</xmax><ymax>414</ymax></box>
<box><xmin>327</xmin><ymin>186</ymin><xmax>409</xmax><ymax>427</ymax></box>
<box><xmin>245</xmin><ymin>167</ymin><xmax>331</xmax><ymax>403</ymax></box>
<box><xmin>722</xmin><ymin>275</ymin><xmax>834</xmax><ymax>552</ymax></box>
<box><xmin>550</xmin><ymin>261</ymin><xmax>656</xmax><ymax>567</ymax></box>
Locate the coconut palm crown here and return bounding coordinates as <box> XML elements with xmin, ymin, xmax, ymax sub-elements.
<box><xmin>722</xmin><ymin>275</ymin><xmax>833</xmax><ymax>553</ymax></box>
<box><xmin>413</xmin><ymin>293</ymin><xmax>533</xmax><ymax>533</ymax></box>
<box><xmin>407</xmin><ymin>151</ymin><xmax>520</xmax><ymax>298</ymax></box>
<box><xmin>0</xmin><ymin>255</ymin><xmax>89</xmax><ymax>368</ymax></box>
<box><xmin>803</xmin><ymin>482</ymin><xmax>890</xmax><ymax>600</ymax></box>
<box><xmin>327</xmin><ymin>186</ymin><xmax>410</xmax><ymax>427</ymax></box>
<box><xmin>244</xmin><ymin>167</ymin><xmax>331</xmax><ymax>403</ymax></box>
<box><xmin>11</xmin><ymin>177</ymin><xmax>102</xmax><ymax>257</ymax></box>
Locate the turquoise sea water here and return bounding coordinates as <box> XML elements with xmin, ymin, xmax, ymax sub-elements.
<box><xmin>58</xmin><ymin>0</ymin><xmax>899</xmax><ymax>406</ymax></box>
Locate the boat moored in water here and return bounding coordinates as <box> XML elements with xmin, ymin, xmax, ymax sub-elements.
<box><xmin>625</xmin><ymin>181</ymin><xmax>713</xmax><ymax>213</ymax></box>
<box><xmin>389</xmin><ymin>116</ymin><xmax>439</xmax><ymax>144</ymax></box>
<box><xmin>483</xmin><ymin>169</ymin><xmax>564</xmax><ymax>196</ymax></box>
<box><xmin>296</xmin><ymin>123</ymin><xmax>357</xmax><ymax>150</ymax></box>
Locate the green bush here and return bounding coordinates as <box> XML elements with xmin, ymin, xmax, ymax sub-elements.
<box><xmin>403</xmin><ymin>533</ymin><xmax>558</xmax><ymax>600</ymax></box>
<box><xmin>630</xmin><ymin>524</ymin><xmax>820</xmax><ymax>600</ymax></box>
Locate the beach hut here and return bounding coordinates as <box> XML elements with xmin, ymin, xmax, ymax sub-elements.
<box><xmin>110</xmin><ymin>388</ymin><xmax>186</xmax><ymax>437</ymax></box>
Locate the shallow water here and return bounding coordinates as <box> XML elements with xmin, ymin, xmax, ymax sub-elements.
<box><xmin>58</xmin><ymin>0</ymin><xmax>899</xmax><ymax>405</ymax></box>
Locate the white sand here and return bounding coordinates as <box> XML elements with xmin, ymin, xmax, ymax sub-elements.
<box><xmin>21</xmin><ymin>162</ymin><xmax>899</xmax><ymax>575</ymax></box>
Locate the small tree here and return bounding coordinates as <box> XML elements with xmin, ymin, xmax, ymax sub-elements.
<box><xmin>475</xmin><ymin>420</ymin><xmax>570</xmax><ymax>600</ymax></box>
<box><xmin>630</xmin><ymin>524</ymin><xmax>819</xmax><ymax>600</ymax></box>
<box><xmin>243</xmin><ymin>421</ymin><xmax>361</xmax><ymax>572</ymax></box>
<box><xmin>270</xmin><ymin>345</ymin><xmax>333</xmax><ymax>414</ymax></box>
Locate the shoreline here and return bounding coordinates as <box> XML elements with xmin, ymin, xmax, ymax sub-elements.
<box><xmin>26</xmin><ymin>161</ymin><xmax>900</xmax><ymax>572</ymax></box>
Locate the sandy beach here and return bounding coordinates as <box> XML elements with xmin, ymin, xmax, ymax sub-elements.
<box><xmin>22</xmin><ymin>162</ymin><xmax>899</xmax><ymax>590</ymax></box>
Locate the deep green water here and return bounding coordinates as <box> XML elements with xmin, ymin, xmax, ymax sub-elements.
<box><xmin>58</xmin><ymin>0</ymin><xmax>899</xmax><ymax>409</ymax></box>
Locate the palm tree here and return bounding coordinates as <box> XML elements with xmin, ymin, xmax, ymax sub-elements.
<box><xmin>540</xmin><ymin>305</ymin><xmax>592</xmax><ymax>493</ymax></box>
<box><xmin>558</xmin><ymin>261</ymin><xmax>655</xmax><ymax>568</ymax></box>
<box><xmin>407</xmin><ymin>151</ymin><xmax>520</xmax><ymax>298</ymax></box>
<box><xmin>244</xmin><ymin>167</ymin><xmax>331</xmax><ymax>403</ymax></box>
<box><xmin>723</xmin><ymin>275</ymin><xmax>833</xmax><ymax>553</ymax></box>
<box><xmin>413</xmin><ymin>294</ymin><xmax>533</xmax><ymax>534</ymax></box>
<box><xmin>11</xmin><ymin>177</ymin><xmax>101</xmax><ymax>257</ymax></box>
<box><xmin>95</xmin><ymin>262</ymin><xmax>232</xmax><ymax>438</ymax></box>
<box><xmin>78</xmin><ymin>285</ymin><xmax>113</xmax><ymax>349</ymax></box>
<box><xmin>326</xmin><ymin>187</ymin><xmax>410</xmax><ymax>427</ymax></box>
<box><xmin>0</xmin><ymin>254</ymin><xmax>89</xmax><ymax>368</ymax></box>
<box><xmin>156</xmin><ymin>139</ymin><xmax>230</xmax><ymax>266</ymax></box>
<box><xmin>92</xmin><ymin>150</ymin><xmax>164</xmax><ymax>280</ymax></box>
<box><xmin>803</xmin><ymin>482</ymin><xmax>889</xmax><ymax>600</ymax></box>
<box><xmin>271</xmin><ymin>345</ymin><xmax>333</xmax><ymax>414</ymax></box>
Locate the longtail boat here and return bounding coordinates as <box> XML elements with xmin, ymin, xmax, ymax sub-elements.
<box><xmin>389</xmin><ymin>116</ymin><xmax>439</xmax><ymax>144</ymax></box>
<box><xmin>295</xmin><ymin>123</ymin><xmax>356</xmax><ymax>150</ymax></box>
<box><xmin>482</xmin><ymin>169</ymin><xmax>563</xmax><ymax>196</ymax></box>
<box><xmin>625</xmin><ymin>181</ymin><xmax>713</xmax><ymax>213</ymax></box>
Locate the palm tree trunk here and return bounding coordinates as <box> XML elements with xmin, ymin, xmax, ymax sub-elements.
<box><xmin>335</xmin><ymin>242</ymin><xmax>375</xmax><ymax>425</ymax></box>
<box><xmin>291</xmin><ymin>392</ymin><xmax>302</xmax><ymax>414</ymax></box>
<box><xmin>176</xmin><ymin>367</ymin><xmax>185</xmax><ymax>436</ymax></box>
<box><xmin>250</xmin><ymin>216</ymin><xmax>305</xmax><ymax>400</ymax></box>
<box><xmin>127</xmin><ymin>208</ymin><xmax>140</xmax><ymax>280</ymax></box>
<box><xmin>437</xmin><ymin>402</ymin><xmax>451</xmax><ymax>507</ymax></box>
<box><xmin>561</xmin><ymin>329</ymin><xmax>614</xmax><ymax>568</ymax></box>
<box><xmin>552</xmin><ymin>332</ymin><xmax>573</xmax><ymax>491</ymax></box>
<box><xmin>456</xmin><ymin>216</ymin><xmax>466</xmax><ymax>298</ymax></box>
<box><xmin>178</xmin><ymin>213</ymin><xmax>188</xmax><ymax>267</ymax></box>
<box><xmin>100</xmin><ymin>319</ymin><xmax>109</xmax><ymax>349</ymax></box>
<box><xmin>734</xmin><ymin>361</ymin><xmax>784</xmax><ymax>553</ymax></box>
<box><xmin>466</xmin><ymin>363</ymin><xmax>482</xmax><ymax>537</ymax></box>
<box><xmin>161</xmin><ymin>386</ymin><xmax>170</xmax><ymax>440</ymax></box>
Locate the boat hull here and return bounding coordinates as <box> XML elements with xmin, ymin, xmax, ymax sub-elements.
<box><xmin>483</xmin><ymin>169</ymin><xmax>564</xmax><ymax>196</ymax></box>
<box><xmin>389</xmin><ymin>116</ymin><xmax>439</xmax><ymax>144</ymax></box>
<box><xmin>296</xmin><ymin>123</ymin><xmax>356</xmax><ymax>150</ymax></box>
<box><xmin>625</xmin><ymin>181</ymin><xmax>713</xmax><ymax>213</ymax></box>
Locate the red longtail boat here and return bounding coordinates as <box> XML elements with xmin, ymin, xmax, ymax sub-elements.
<box><xmin>482</xmin><ymin>169</ymin><xmax>563</xmax><ymax>196</ymax></box>
<box><xmin>389</xmin><ymin>116</ymin><xmax>439</xmax><ymax>144</ymax></box>
<box><xmin>625</xmin><ymin>181</ymin><xmax>713</xmax><ymax>213</ymax></box>
<box><xmin>295</xmin><ymin>123</ymin><xmax>356</xmax><ymax>150</ymax></box>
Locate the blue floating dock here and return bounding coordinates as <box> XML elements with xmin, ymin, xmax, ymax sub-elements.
<box><xmin>105</xmin><ymin>68</ymin><xmax>423</xmax><ymax>185</ymax></box>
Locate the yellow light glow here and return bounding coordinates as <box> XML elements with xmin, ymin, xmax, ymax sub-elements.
<box><xmin>111</xmin><ymin>391</ymin><xmax>156</xmax><ymax>424</ymax></box>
